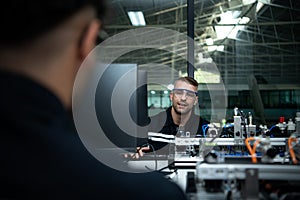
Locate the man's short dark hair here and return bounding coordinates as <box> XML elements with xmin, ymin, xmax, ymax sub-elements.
<box><xmin>0</xmin><ymin>0</ymin><xmax>107</xmax><ymax>47</ymax></box>
<box><xmin>176</xmin><ymin>76</ymin><xmax>198</xmax><ymax>88</ymax></box>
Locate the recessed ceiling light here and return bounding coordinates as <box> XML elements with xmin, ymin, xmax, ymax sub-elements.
<box><xmin>127</xmin><ymin>11</ymin><xmax>146</xmax><ymax>26</ymax></box>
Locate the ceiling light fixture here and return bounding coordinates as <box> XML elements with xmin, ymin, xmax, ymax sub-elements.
<box><xmin>214</xmin><ymin>11</ymin><xmax>250</xmax><ymax>40</ymax></box>
<box><xmin>205</xmin><ymin>37</ymin><xmax>214</xmax><ymax>45</ymax></box>
<box><xmin>127</xmin><ymin>11</ymin><xmax>146</xmax><ymax>26</ymax></box>
<box><xmin>256</xmin><ymin>2</ymin><xmax>264</xmax><ymax>12</ymax></box>
<box><xmin>206</xmin><ymin>45</ymin><xmax>225</xmax><ymax>52</ymax></box>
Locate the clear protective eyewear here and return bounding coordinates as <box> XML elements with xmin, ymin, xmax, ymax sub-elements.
<box><xmin>172</xmin><ymin>88</ymin><xmax>198</xmax><ymax>99</ymax></box>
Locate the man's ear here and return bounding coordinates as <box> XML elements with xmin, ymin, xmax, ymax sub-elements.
<box><xmin>170</xmin><ymin>93</ymin><xmax>173</xmax><ymax>101</ymax></box>
<box><xmin>79</xmin><ymin>19</ymin><xmax>101</xmax><ymax>59</ymax></box>
<box><xmin>194</xmin><ymin>96</ymin><xmax>198</xmax><ymax>105</ymax></box>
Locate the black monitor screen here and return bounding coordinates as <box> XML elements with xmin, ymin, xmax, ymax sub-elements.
<box><xmin>95</xmin><ymin>64</ymin><xmax>148</xmax><ymax>151</ymax></box>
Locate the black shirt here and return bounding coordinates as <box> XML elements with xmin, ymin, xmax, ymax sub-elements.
<box><xmin>0</xmin><ymin>72</ymin><xmax>187</xmax><ymax>200</ymax></box>
<box><xmin>147</xmin><ymin>107</ymin><xmax>210</xmax><ymax>151</ymax></box>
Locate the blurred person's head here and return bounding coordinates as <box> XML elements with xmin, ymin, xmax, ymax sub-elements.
<box><xmin>170</xmin><ymin>77</ymin><xmax>198</xmax><ymax>116</ymax></box>
<box><xmin>0</xmin><ymin>0</ymin><xmax>107</xmax><ymax>47</ymax></box>
<box><xmin>0</xmin><ymin>0</ymin><xmax>107</xmax><ymax>108</ymax></box>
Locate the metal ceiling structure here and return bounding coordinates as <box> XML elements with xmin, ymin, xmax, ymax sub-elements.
<box><xmin>101</xmin><ymin>0</ymin><xmax>300</xmax><ymax>89</ymax></box>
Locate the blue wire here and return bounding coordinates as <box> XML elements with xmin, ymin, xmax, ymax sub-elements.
<box><xmin>223</xmin><ymin>124</ymin><xmax>233</xmax><ymax>128</ymax></box>
<box><xmin>269</xmin><ymin>125</ymin><xmax>277</xmax><ymax>131</ymax></box>
<box><xmin>202</xmin><ymin>124</ymin><xmax>208</xmax><ymax>138</ymax></box>
<box><xmin>202</xmin><ymin>124</ymin><xmax>207</xmax><ymax>132</ymax></box>
<box><xmin>222</xmin><ymin>124</ymin><xmax>233</xmax><ymax>137</ymax></box>
<box><xmin>204</xmin><ymin>126</ymin><xmax>209</xmax><ymax>137</ymax></box>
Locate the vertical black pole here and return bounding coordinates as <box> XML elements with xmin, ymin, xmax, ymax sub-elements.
<box><xmin>187</xmin><ymin>0</ymin><xmax>194</xmax><ymax>78</ymax></box>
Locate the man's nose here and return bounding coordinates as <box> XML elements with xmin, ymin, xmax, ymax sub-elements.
<box><xmin>180</xmin><ymin>92</ymin><xmax>187</xmax><ymax>100</ymax></box>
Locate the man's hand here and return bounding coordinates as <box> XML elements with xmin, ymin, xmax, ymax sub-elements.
<box><xmin>124</xmin><ymin>146</ymin><xmax>151</xmax><ymax>159</ymax></box>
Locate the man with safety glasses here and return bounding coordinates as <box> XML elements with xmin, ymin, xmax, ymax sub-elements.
<box><xmin>136</xmin><ymin>76</ymin><xmax>210</xmax><ymax>157</ymax></box>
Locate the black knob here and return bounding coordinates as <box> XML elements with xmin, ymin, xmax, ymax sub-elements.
<box><xmin>266</xmin><ymin>147</ymin><xmax>277</xmax><ymax>158</ymax></box>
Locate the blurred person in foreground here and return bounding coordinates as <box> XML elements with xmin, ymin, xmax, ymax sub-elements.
<box><xmin>0</xmin><ymin>1</ymin><xmax>187</xmax><ymax>199</ymax></box>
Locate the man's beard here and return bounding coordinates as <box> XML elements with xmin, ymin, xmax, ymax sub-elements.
<box><xmin>173</xmin><ymin>104</ymin><xmax>193</xmax><ymax>115</ymax></box>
